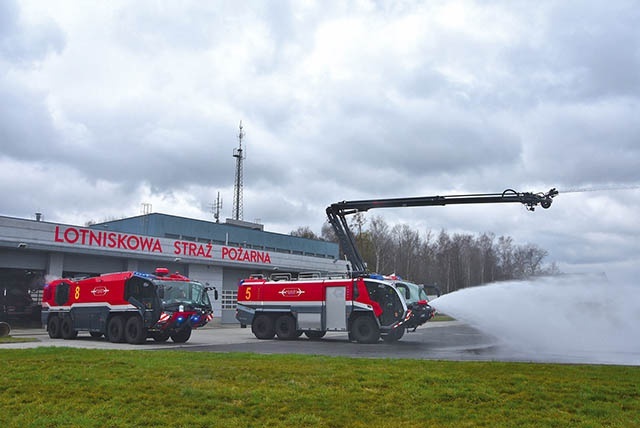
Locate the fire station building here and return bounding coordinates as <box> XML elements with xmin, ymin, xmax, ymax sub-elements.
<box><xmin>0</xmin><ymin>213</ymin><xmax>345</xmax><ymax>324</ymax></box>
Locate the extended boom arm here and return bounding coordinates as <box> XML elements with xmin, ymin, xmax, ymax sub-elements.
<box><xmin>326</xmin><ymin>188</ymin><xmax>558</xmax><ymax>275</ymax></box>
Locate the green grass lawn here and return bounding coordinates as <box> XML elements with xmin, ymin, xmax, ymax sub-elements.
<box><xmin>1</xmin><ymin>348</ymin><xmax>638</xmax><ymax>427</ymax></box>
<box><xmin>0</xmin><ymin>336</ymin><xmax>39</xmax><ymax>344</ymax></box>
<box><xmin>431</xmin><ymin>313</ymin><xmax>456</xmax><ymax>321</ymax></box>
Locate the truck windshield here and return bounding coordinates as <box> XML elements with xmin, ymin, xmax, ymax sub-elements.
<box><xmin>156</xmin><ymin>280</ymin><xmax>211</xmax><ymax>309</ymax></box>
<box><xmin>394</xmin><ymin>281</ymin><xmax>429</xmax><ymax>304</ymax></box>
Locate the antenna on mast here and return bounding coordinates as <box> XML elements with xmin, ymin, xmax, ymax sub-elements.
<box><xmin>232</xmin><ymin>120</ymin><xmax>246</xmax><ymax>221</ymax></box>
<box><xmin>210</xmin><ymin>192</ymin><xmax>223</xmax><ymax>223</ymax></box>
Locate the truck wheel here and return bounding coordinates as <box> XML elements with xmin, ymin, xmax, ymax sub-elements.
<box><xmin>304</xmin><ymin>330</ymin><xmax>326</xmax><ymax>340</ymax></box>
<box><xmin>382</xmin><ymin>326</ymin><xmax>405</xmax><ymax>342</ymax></box>
<box><xmin>47</xmin><ymin>316</ymin><xmax>62</xmax><ymax>339</ymax></box>
<box><xmin>171</xmin><ymin>326</ymin><xmax>192</xmax><ymax>343</ymax></box>
<box><xmin>61</xmin><ymin>316</ymin><xmax>78</xmax><ymax>340</ymax></box>
<box><xmin>124</xmin><ymin>316</ymin><xmax>146</xmax><ymax>344</ymax></box>
<box><xmin>351</xmin><ymin>316</ymin><xmax>380</xmax><ymax>344</ymax></box>
<box><xmin>252</xmin><ymin>314</ymin><xmax>275</xmax><ymax>339</ymax></box>
<box><xmin>107</xmin><ymin>315</ymin><xmax>125</xmax><ymax>343</ymax></box>
<box><xmin>274</xmin><ymin>314</ymin><xmax>298</xmax><ymax>340</ymax></box>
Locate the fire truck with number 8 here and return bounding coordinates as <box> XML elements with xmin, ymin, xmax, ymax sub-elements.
<box><xmin>41</xmin><ymin>268</ymin><xmax>216</xmax><ymax>344</ymax></box>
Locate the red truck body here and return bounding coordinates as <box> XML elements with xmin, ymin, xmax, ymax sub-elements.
<box><xmin>236</xmin><ymin>273</ymin><xmax>410</xmax><ymax>343</ymax></box>
<box><xmin>41</xmin><ymin>268</ymin><xmax>214</xmax><ymax>344</ymax></box>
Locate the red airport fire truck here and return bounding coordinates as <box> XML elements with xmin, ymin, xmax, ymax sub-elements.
<box><xmin>236</xmin><ymin>188</ymin><xmax>557</xmax><ymax>343</ymax></box>
<box><xmin>325</xmin><ymin>188</ymin><xmax>558</xmax><ymax>332</ymax></box>
<box><xmin>41</xmin><ymin>268</ymin><xmax>216</xmax><ymax>344</ymax></box>
<box><xmin>236</xmin><ymin>272</ymin><xmax>411</xmax><ymax>343</ymax></box>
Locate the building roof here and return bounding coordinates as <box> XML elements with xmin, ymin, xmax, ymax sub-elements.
<box><xmin>90</xmin><ymin>213</ymin><xmax>338</xmax><ymax>259</ymax></box>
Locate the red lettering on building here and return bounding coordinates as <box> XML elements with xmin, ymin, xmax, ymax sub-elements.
<box><xmin>221</xmin><ymin>246</ymin><xmax>271</xmax><ymax>264</ymax></box>
<box><xmin>173</xmin><ymin>241</ymin><xmax>214</xmax><ymax>259</ymax></box>
<box><xmin>54</xmin><ymin>227</ymin><xmax>273</xmax><ymax>264</ymax></box>
<box><xmin>54</xmin><ymin>226</ymin><xmax>164</xmax><ymax>254</ymax></box>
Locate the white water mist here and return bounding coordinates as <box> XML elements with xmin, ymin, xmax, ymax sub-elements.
<box><xmin>430</xmin><ymin>275</ymin><xmax>640</xmax><ymax>364</ymax></box>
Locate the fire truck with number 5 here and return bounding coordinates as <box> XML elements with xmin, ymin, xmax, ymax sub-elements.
<box><xmin>237</xmin><ymin>272</ymin><xmax>411</xmax><ymax>343</ymax></box>
<box><xmin>236</xmin><ymin>188</ymin><xmax>557</xmax><ymax>343</ymax></box>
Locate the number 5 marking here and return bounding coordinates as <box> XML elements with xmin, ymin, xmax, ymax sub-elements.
<box><xmin>245</xmin><ymin>287</ymin><xmax>252</xmax><ymax>300</ymax></box>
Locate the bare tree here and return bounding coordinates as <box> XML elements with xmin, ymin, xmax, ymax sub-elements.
<box><xmin>320</xmin><ymin>221</ymin><xmax>338</xmax><ymax>243</ymax></box>
<box><xmin>307</xmin><ymin>215</ymin><xmax>557</xmax><ymax>291</ymax></box>
<box><xmin>496</xmin><ymin>235</ymin><xmax>514</xmax><ymax>280</ymax></box>
<box><xmin>368</xmin><ymin>216</ymin><xmax>391</xmax><ymax>273</ymax></box>
<box><xmin>290</xmin><ymin>226</ymin><xmax>319</xmax><ymax>240</ymax></box>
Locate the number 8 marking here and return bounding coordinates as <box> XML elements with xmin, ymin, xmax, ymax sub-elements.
<box><xmin>75</xmin><ymin>286</ymin><xmax>80</xmax><ymax>300</ymax></box>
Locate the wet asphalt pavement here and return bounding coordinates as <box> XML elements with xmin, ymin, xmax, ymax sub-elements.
<box><xmin>4</xmin><ymin>321</ymin><xmax>638</xmax><ymax>365</ymax></box>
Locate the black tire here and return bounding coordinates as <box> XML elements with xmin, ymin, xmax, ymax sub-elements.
<box><xmin>60</xmin><ymin>316</ymin><xmax>78</xmax><ymax>340</ymax></box>
<box><xmin>351</xmin><ymin>316</ymin><xmax>380</xmax><ymax>344</ymax></box>
<box><xmin>274</xmin><ymin>314</ymin><xmax>298</xmax><ymax>340</ymax></box>
<box><xmin>107</xmin><ymin>315</ymin><xmax>125</xmax><ymax>343</ymax></box>
<box><xmin>304</xmin><ymin>330</ymin><xmax>326</xmax><ymax>340</ymax></box>
<box><xmin>382</xmin><ymin>326</ymin><xmax>405</xmax><ymax>342</ymax></box>
<box><xmin>171</xmin><ymin>326</ymin><xmax>192</xmax><ymax>343</ymax></box>
<box><xmin>47</xmin><ymin>316</ymin><xmax>62</xmax><ymax>339</ymax></box>
<box><xmin>124</xmin><ymin>316</ymin><xmax>147</xmax><ymax>344</ymax></box>
<box><xmin>251</xmin><ymin>313</ymin><xmax>275</xmax><ymax>339</ymax></box>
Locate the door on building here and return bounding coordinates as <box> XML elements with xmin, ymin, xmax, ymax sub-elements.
<box><xmin>222</xmin><ymin>268</ymin><xmax>256</xmax><ymax>324</ymax></box>
<box><xmin>0</xmin><ymin>268</ymin><xmax>44</xmax><ymax>325</ymax></box>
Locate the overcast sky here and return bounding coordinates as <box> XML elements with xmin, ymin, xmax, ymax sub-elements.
<box><xmin>1</xmin><ymin>0</ymin><xmax>639</xmax><ymax>283</ymax></box>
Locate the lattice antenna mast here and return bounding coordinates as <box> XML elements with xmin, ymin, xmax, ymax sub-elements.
<box><xmin>232</xmin><ymin>120</ymin><xmax>246</xmax><ymax>221</ymax></box>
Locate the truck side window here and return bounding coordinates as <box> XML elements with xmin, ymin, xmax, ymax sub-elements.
<box><xmin>396</xmin><ymin>284</ymin><xmax>409</xmax><ymax>299</ymax></box>
<box><xmin>125</xmin><ymin>277</ymin><xmax>154</xmax><ymax>300</ymax></box>
<box><xmin>54</xmin><ymin>282</ymin><xmax>70</xmax><ymax>306</ymax></box>
<box><xmin>364</xmin><ymin>280</ymin><xmax>403</xmax><ymax>325</ymax></box>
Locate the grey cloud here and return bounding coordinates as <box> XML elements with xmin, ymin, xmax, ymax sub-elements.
<box><xmin>546</xmin><ymin>1</ymin><xmax>640</xmax><ymax>100</ymax></box>
<box><xmin>0</xmin><ymin>1</ymin><xmax>19</xmax><ymax>39</ymax></box>
<box><xmin>0</xmin><ymin>0</ymin><xmax>64</xmax><ymax>62</ymax></box>
<box><xmin>522</xmin><ymin>101</ymin><xmax>640</xmax><ymax>186</ymax></box>
<box><xmin>502</xmin><ymin>1</ymin><xmax>640</xmax><ymax>105</ymax></box>
<box><xmin>0</xmin><ymin>83</ymin><xmax>60</xmax><ymax>159</ymax></box>
<box><xmin>1</xmin><ymin>1</ymin><xmax>639</xmax><ymax>282</ymax></box>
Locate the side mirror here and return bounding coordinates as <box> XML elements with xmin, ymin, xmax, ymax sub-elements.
<box><xmin>205</xmin><ymin>286</ymin><xmax>219</xmax><ymax>301</ymax></box>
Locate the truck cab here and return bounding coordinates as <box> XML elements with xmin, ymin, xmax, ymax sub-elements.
<box><xmin>389</xmin><ymin>278</ymin><xmax>436</xmax><ymax>331</ymax></box>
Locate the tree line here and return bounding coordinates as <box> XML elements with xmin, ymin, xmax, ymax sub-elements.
<box><xmin>292</xmin><ymin>215</ymin><xmax>558</xmax><ymax>293</ymax></box>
